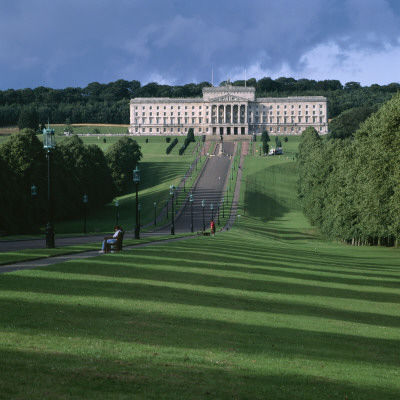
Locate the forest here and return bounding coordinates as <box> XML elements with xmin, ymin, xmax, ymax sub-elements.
<box><xmin>297</xmin><ymin>91</ymin><xmax>400</xmax><ymax>246</ymax></box>
<box><xmin>1</xmin><ymin>77</ymin><xmax>400</xmax><ymax>127</ymax></box>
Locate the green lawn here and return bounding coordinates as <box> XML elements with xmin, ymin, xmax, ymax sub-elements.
<box><xmin>54</xmin><ymin>136</ymin><xmax>202</xmax><ymax>234</ymax></box>
<box><xmin>1</xmin><ymin>150</ymin><xmax>399</xmax><ymax>399</ymax></box>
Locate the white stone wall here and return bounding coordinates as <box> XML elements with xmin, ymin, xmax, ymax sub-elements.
<box><xmin>129</xmin><ymin>86</ymin><xmax>328</xmax><ymax>136</ymax></box>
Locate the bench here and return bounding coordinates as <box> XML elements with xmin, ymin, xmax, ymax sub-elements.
<box><xmin>105</xmin><ymin>231</ymin><xmax>124</xmax><ymax>253</ymax></box>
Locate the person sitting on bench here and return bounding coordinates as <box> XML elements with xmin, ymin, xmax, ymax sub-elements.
<box><xmin>99</xmin><ymin>225</ymin><xmax>123</xmax><ymax>254</ymax></box>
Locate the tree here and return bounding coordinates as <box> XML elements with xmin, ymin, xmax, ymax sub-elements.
<box><xmin>261</xmin><ymin>130</ymin><xmax>270</xmax><ymax>143</ymax></box>
<box><xmin>0</xmin><ymin>129</ymin><xmax>47</xmax><ymax>233</ymax></box>
<box><xmin>105</xmin><ymin>137</ymin><xmax>142</xmax><ymax>193</ymax></box>
<box><xmin>18</xmin><ymin>107</ymin><xmax>39</xmax><ymax>131</ymax></box>
<box><xmin>328</xmin><ymin>106</ymin><xmax>378</xmax><ymax>140</ymax></box>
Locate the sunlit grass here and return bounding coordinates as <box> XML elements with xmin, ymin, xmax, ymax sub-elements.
<box><xmin>1</xmin><ymin>151</ymin><xmax>400</xmax><ymax>399</ymax></box>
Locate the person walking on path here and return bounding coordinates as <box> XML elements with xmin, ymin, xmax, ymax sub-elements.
<box><xmin>210</xmin><ymin>220</ymin><xmax>216</xmax><ymax>236</ymax></box>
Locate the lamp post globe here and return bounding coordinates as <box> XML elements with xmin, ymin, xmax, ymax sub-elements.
<box><xmin>170</xmin><ymin>185</ymin><xmax>175</xmax><ymax>235</ymax></box>
<box><xmin>133</xmin><ymin>168</ymin><xmax>141</xmax><ymax>239</ymax></box>
<box><xmin>43</xmin><ymin>123</ymin><xmax>56</xmax><ymax>248</ymax></box>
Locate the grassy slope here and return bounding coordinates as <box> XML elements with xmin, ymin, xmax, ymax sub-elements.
<box><xmin>0</xmin><ymin>139</ymin><xmax>400</xmax><ymax>399</ymax></box>
<box><xmin>55</xmin><ymin>136</ymin><xmax>201</xmax><ymax>234</ymax></box>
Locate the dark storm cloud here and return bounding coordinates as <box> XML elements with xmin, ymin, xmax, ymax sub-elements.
<box><xmin>1</xmin><ymin>0</ymin><xmax>399</xmax><ymax>89</ymax></box>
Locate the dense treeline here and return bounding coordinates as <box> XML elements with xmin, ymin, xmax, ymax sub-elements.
<box><xmin>1</xmin><ymin>77</ymin><xmax>399</xmax><ymax>127</ymax></box>
<box><xmin>297</xmin><ymin>92</ymin><xmax>400</xmax><ymax>246</ymax></box>
<box><xmin>0</xmin><ymin>130</ymin><xmax>141</xmax><ymax>234</ymax></box>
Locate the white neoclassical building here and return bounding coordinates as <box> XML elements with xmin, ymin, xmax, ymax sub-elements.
<box><xmin>129</xmin><ymin>84</ymin><xmax>328</xmax><ymax>136</ymax></box>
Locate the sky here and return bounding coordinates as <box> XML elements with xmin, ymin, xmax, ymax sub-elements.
<box><xmin>1</xmin><ymin>0</ymin><xmax>400</xmax><ymax>90</ymax></box>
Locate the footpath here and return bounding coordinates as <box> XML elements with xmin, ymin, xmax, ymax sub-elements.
<box><xmin>0</xmin><ymin>139</ymin><xmax>246</xmax><ymax>274</ymax></box>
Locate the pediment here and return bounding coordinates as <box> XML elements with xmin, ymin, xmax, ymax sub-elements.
<box><xmin>208</xmin><ymin>94</ymin><xmax>249</xmax><ymax>103</ymax></box>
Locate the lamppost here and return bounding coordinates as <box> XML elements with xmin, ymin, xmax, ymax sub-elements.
<box><xmin>43</xmin><ymin>123</ymin><xmax>55</xmax><ymax>248</ymax></box>
<box><xmin>31</xmin><ymin>184</ymin><xmax>37</xmax><ymax>233</ymax></box>
<box><xmin>183</xmin><ymin>177</ymin><xmax>186</xmax><ymax>192</ymax></box>
<box><xmin>189</xmin><ymin>193</ymin><xmax>194</xmax><ymax>233</ymax></box>
<box><xmin>83</xmin><ymin>194</ymin><xmax>88</xmax><ymax>234</ymax></box>
<box><xmin>222</xmin><ymin>197</ymin><xmax>225</xmax><ymax>218</ymax></box>
<box><xmin>115</xmin><ymin>199</ymin><xmax>119</xmax><ymax>225</ymax></box>
<box><xmin>138</xmin><ymin>204</ymin><xmax>141</xmax><ymax>228</ymax></box>
<box><xmin>133</xmin><ymin>168</ymin><xmax>140</xmax><ymax>239</ymax></box>
<box><xmin>154</xmin><ymin>201</ymin><xmax>157</xmax><ymax>226</ymax></box>
<box><xmin>170</xmin><ymin>185</ymin><xmax>175</xmax><ymax>235</ymax></box>
<box><xmin>202</xmin><ymin>200</ymin><xmax>205</xmax><ymax>231</ymax></box>
<box><xmin>210</xmin><ymin>203</ymin><xmax>214</xmax><ymax>222</ymax></box>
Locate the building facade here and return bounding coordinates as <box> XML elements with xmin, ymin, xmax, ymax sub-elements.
<box><xmin>129</xmin><ymin>84</ymin><xmax>328</xmax><ymax>136</ymax></box>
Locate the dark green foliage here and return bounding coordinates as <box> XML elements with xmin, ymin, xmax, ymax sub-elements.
<box><xmin>179</xmin><ymin>145</ymin><xmax>186</xmax><ymax>155</ymax></box>
<box><xmin>0</xmin><ymin>77</ymin><xmax>397</xmax><ymax>127</ymax></box>
<box><xmin>54</xmin><ymin>135</ymin><xmax>115</xmax><ymax>220</ymax></box>
<box><xmin>166</xmin><ymin>137</ymin><xmax>171</xmax><ymax>143</ymax></box>
<box><xmin>275</xmin><ymin>137</ymin><xmax>282</xmax><ymax>148</ymax></box>
<box><xmin>261</xmin><ymin>130</ymin><xmax>270</xmax><ymax>142</ymax></box>
<box><xmin>0</xmin><ymin>130</ymin><xmax>46</xmax><ymax>234</ymax></box>
<box><xmin>261</xmin><ymin>130</ymin><xmax>270</xmax><ymax>155</ymax></box>
<box><xmin>186</xmin><ymin>128</ymin><xmax>195</xmax><ymax>143</ymax></box>
<box><xmin>284</xmin><ymin>137</ymin><xmax>288</xmax><ymax>143</ymax></box>
<box><xmin>18</xmin><ymin>107</ymin><xmax>39</xmax><ymax>131</ymax></box>
<box><xmin>105</xmin><ymin>137</ymin><xmax>142</xmax><ymax>194</ymax></box>
<box><xmin>166</xmin><ymin>138</ymin><xmax>178</xmax><ymax>154</ymax></box>
<box><xmin>328</xmin><ymin>106</ymin><xmax>378</xmax><ymax>140</ymax></box>
<box><xmin>297</xmin><ymin>94</ymin><xmax>400</xmax><ymax>246</ymax></box>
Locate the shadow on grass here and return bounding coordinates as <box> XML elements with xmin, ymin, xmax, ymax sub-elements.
<box><xmin>0</xmin><ymin>347</ymin><xmax>397</xmax><ymax>400</ymax></box>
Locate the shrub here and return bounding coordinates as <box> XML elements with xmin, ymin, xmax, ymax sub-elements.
<box><xmin>166</xmin><ymin>138</ymin><xmax>178</xmax><ymax>154</ymax></box>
